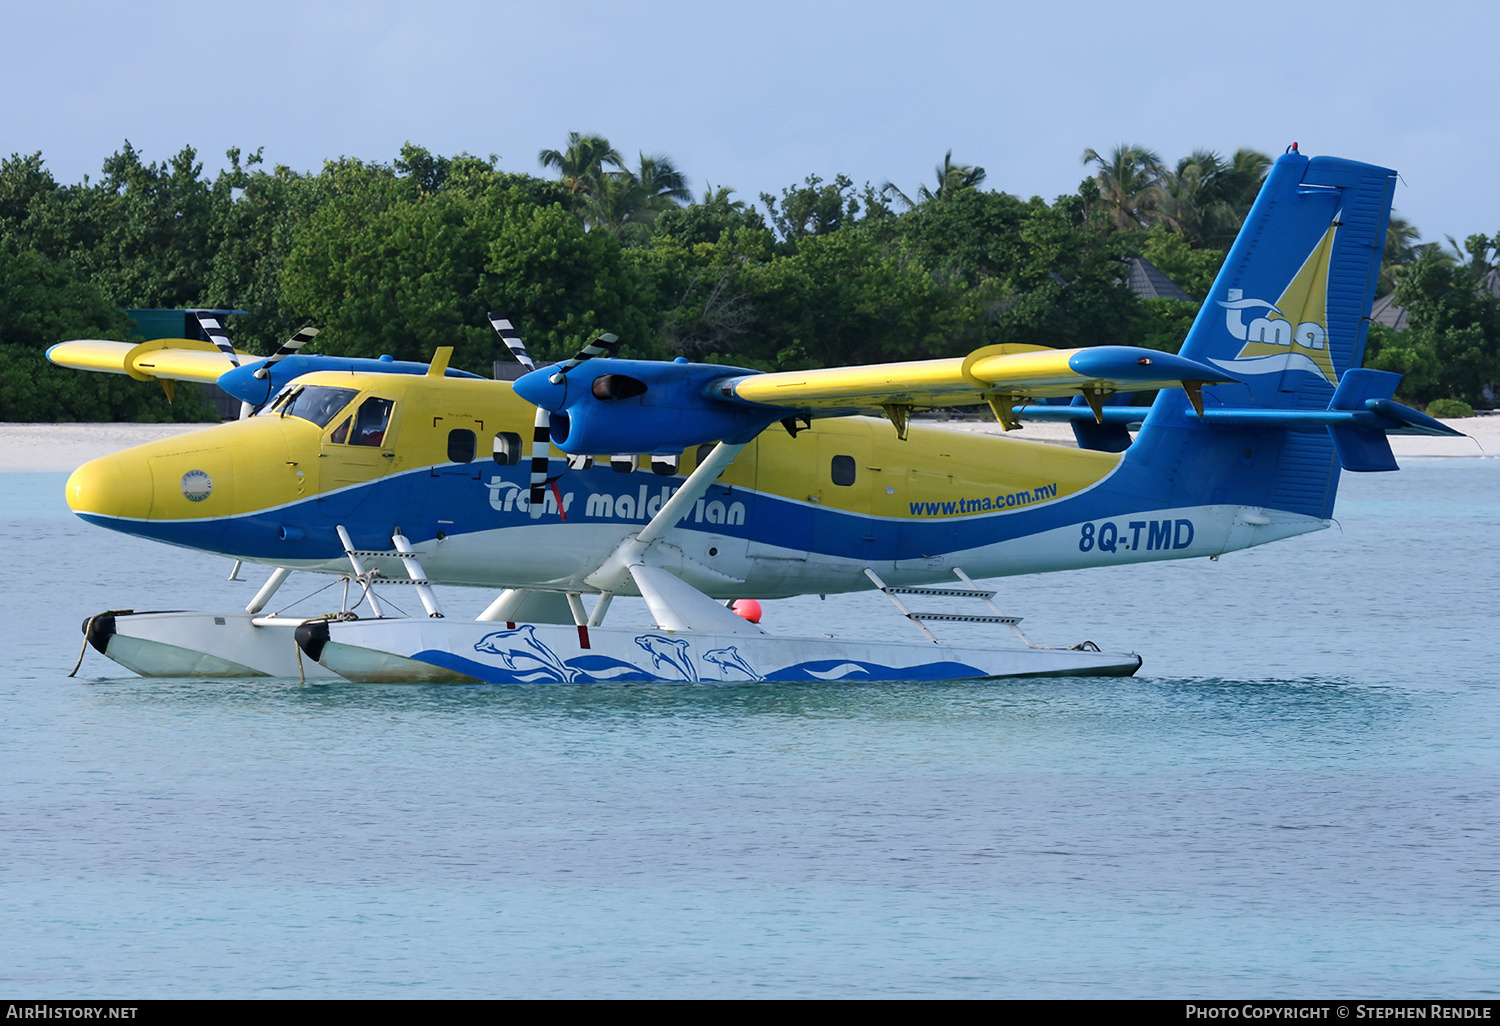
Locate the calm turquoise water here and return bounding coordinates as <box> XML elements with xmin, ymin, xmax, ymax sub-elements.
<box><xmin>2</xmin><ymin>461</ymin><xmax>1497</xmax><ymax>998</ymax></box>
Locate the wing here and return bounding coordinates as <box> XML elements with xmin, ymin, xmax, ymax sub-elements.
<box><xmin>47</xmin><ymin>337</ymin><xmax>254</xmax><ymax>383</ymax></box>
<box><xmin>511</xmin><ymin>342</ymin><xmax>1237</xmax><ymax>454</ymax></box>
<box><xmin>714</xmin><ymin>344</ymin><xmax>1234</xmax><ymax>432</ymax></box>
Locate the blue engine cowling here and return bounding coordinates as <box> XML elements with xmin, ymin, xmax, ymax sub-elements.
<box><xmin>512</xmin><ymin>358</ymin><xmax>787</xmax><ymax>455</ymax></box>
<box><xmin>218</xmin><ymin>353</ymin><xmax>484</xmax><ymax>408</ymax></box>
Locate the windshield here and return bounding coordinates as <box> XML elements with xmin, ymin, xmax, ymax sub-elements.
<box><xmin>260</xmin><ymin>384</ymin><xmax>359</xmax><ymax>427</ymax></box>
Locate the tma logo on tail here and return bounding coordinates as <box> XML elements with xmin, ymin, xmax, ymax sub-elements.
<box><xmin>1212</xmin><ymin>218</ymin><xmax>1341</xmax><ymax>386</ymax></box>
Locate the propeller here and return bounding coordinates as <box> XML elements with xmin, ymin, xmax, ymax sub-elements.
<box><xmin>193</xmin><ymin>313</ymin><xmax>240</xmax><ymax>367</ymax></box>
<box><xmin>253</xmin><ymin>327</ymin><xmax>319</xmax><ymax>379</ymax></box>
<box><xmin>533</xmin><ymin>332</ymin><xmax>626</xmax><ymax>511</ymax></box>
<box><xmin>487</xmin><ymin>312</ymin><xmax>534</xmax><ymax>372</ymax></box>
<box><xmin>489</xmin><ymin>315</ymin><xmax>615</xmax><ymax>515</ymax></box>
<box><xmin>548</xmin><ymin>331</ymin><xmax>620</xmax><ymax>383</ymax></box>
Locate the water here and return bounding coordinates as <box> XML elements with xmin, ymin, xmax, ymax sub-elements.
<box><xmin>2</xmin><ymin>462</ymin><xmax>1497</xmax><ymax>997</ymax></box>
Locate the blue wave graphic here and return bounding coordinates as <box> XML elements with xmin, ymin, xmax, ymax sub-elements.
<box><xmin>409</xmin><ymin>648</ymin><xmax>989</xmax><ymax>684</ymax></box>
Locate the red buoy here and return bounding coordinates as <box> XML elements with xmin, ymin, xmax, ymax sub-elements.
<box><xmin>731</xmin><ymin>599</ymin><xmax>763</xmax><ymax>623</ymax></box>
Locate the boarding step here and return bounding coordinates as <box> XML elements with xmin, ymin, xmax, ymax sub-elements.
<box><xmin>865</xmin><ymin>567</ymin><xmax>1035</xmax><ymax>647</ymax></box>
<box><xmin>905</xmin><ymin>612</ymin><xmax>1023</xmax><ymax>625</ymax></box>
<box><xmin>336</xmin><ymin>525</ymin><xmax>444</xmax><ymax>619</ymax></box>
<box><xmin>881</xmin><ymin>585</ymin><xmax>996</xmax><ymax>599</ymax></box>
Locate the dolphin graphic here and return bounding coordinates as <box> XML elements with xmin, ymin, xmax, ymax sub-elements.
<box><xmin>634</xmin><ymin>635</ymin><xmax>699</xmax><ymax>681</ymax></box>
<box><xmin>703</xmin><ymin>646</ymin><xmax>764</xmax><ymax>681</ymax></box>
<box><xmin>475</xmin><ymin>625</ymin><xmax>578</xmax><ymax>682</ymax></box>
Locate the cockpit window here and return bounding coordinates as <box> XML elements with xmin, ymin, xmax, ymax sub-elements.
<box><xmin>350</xmin><ymin>397</ymin><xmax>394</xmax><ymax>447</ymax></box>
<box><xmin>261</xmin><ymin>384</ymin><xmax>358</xmax><ymax>428</ymax></box>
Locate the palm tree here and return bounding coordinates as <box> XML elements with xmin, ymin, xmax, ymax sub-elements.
<box><xmin>537</xmin><ymin>132</ymin><xmax>623</xmax><ymax>199</ymax></box>
<box><xmin>585</xmin><ymin>153</ymin><xmax>692</xmax><ymax>240</ymax></box>
<box><xmin>882</xmin><ymin>150</ymin><xmax>987</xmax><ymax>209</ymax></box>
<box><xmin>1138</xmin><ymin>147</ymin><xmax>1270</xmax><ymax>248</ymax></box>
<box><xmin>633</xmin><ymin>153</ymin><xmax>692</xmax><ymax>210</ymax></box>
<box><xmin>1156</xmin><ymin>149</ymin><xmax>1221</xmax><ymax>244</ymax></box>
<box><xmin>1082</xmin><ymin>144</ymin><xmax>1166</xmax><ymax>231</ymax></box>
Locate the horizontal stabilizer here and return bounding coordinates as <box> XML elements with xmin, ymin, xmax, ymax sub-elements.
<box><xmin>1015</xmin><ymin>405</ymin><xmax>1149</xmax><ymax>426</ymax></box>
<box><xmin>1022</xmin><ymin>366</ymin><xmax>1459</xmax><ymax>470</ymax></box>
<box><xmin>1189</xmin><ymin>368</ymin><xmax>1462</xmax><ymax>472</ymax></box>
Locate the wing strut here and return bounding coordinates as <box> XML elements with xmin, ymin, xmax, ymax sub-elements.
<box><xmin>584</xmin><ymin>440</ymin><xmax>762</xmax><ymax>635</ymax></box>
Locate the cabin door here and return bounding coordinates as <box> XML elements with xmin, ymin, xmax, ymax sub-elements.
<box><xmin>318</xmin><ymin>395</ymin><xmax>405</xmax><ymax>523</ymax></box>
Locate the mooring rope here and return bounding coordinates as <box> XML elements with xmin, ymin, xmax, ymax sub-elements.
<box><xmin>68</xmin><ymin>609</ymin><xmax>133</xmax><ymax>678</ymax></box>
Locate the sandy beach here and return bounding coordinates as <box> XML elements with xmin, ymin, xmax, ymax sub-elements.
<box><xmin>1</xmin><ymin>415</ymin><xmax>1495</xmax><ymax>473</ymax></box>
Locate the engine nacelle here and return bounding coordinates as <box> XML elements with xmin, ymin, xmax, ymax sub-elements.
<box><xmin>218</xmin><ymin>354</ymin><xmax>483</xmax><ymax>408</ymax></box>
<box><xmin>512</xmin><ymin>358</ymin><xmax>785</xmax><ymax>456</ymax></box>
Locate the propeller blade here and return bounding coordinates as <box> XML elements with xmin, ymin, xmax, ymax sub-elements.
<box><xmin>548</xmin><ymin>332</ymin><xmax>620</xmax><ymax>383</ymax></box>
<box><xmin>194</xmin><ymin>313</ymin><xmax>239</xmax><ymax>368</ymax></box>
<box><xmin>488</xmin><ymin>313</ymin><xmax>534</xmax><ymax>371</ymax></box>
<box><xmin>253</xmin><ymin>326</ymin><xmax>319</xmax><ymax>379</ymax></box>
<box><xmin>528</xmin><ymin>404</ymin><xmax>551</xmax><ymax>516</ymax></box>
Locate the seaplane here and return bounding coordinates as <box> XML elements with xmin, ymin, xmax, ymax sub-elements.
<box><xmin>49</xmin><ymin>148</ymin><xmax>1459</xmax><ymax>684</ymax></box>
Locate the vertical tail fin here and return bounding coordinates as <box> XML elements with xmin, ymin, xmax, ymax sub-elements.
<box><xmin>1132</xmin><ymin>149</ymin><xmax>1398</xmax><ymax>519</ymax></box>
<box><xmin>1177</xmin><ymin>149</ymin><xmax>1396</xmax><ymax>400</ymax></box>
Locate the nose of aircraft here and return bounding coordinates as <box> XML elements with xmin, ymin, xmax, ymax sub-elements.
<box><xmin>66</xmin><ymin>452</ymin><xmax>155</xmax><ymax>521</ymax></box>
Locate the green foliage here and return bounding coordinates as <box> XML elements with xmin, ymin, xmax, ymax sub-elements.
<box><xmin>0</xmin><ymin>238</ymin><xmax>125</xmax><ymax>348</ymax></box>
<box><xmin>1157</xmin><ymin>149</ymin><xmax>1269</xmax><ymax>250</ymax></box>
<box><xmin>986</xmin><ymin>200</ymin><xmax>1138</xmax><ymax>347</ymax></box>
<box><xmin>1425</xmin><ymin>397</ymin><xmax>1475</xmax><ymax>418</ymax></box>
<box><xmin>486</xmin><ymin>199</ymin><xmax>658</xmax><ymax>360</ymax></box>
<box><xmin>53</xmin><ymin>143</ymin><xmax>218</xmax><ymax>308</ymax></box>
<box><xmin>739</xmin><ymin>229</ymin><xmax>987</xmax><ymax>367</ymax></box>
<box><xmin>652</xmin><ymin>186</ymin><xmax>766</xmax><ymax>248</ymax></box>
<box><xmin>536</xmin><ymin>134</ymin><xmax>692</xmax><ymax>243</ymax></box>
<box><xmin>283</xmin><ymin>175</ymin><xmax>504</xmax><ymax>369</ymax></box>
<box><xmin>1082</xmin><ymin>145</ymin><xmax>1268</xmax><ymax>249</ymax></box>
<box><xmin>0</xmin><ymin>236</ymin><xmax>214</xmax><ymax>421</ymax></box>
<box><xmin>1082</xmin><ymin>144</ymin><xmax>1165</xmax><ymax>231</ymax></box>
<box><xmin>3</xmin><ymin>138</ymin><xmax>1495</xmax><ymax>423</ymax></box>
<box><xmin>0</xmin><ymin>349</ymin><xmax>216</xmax><ymax>422</ymax></box>
<box><xmin>1126</xmin><ymin>298</ymin><xmax>1198</xmax><ymax>354</ymax></box>
<box><xmin>759</xmin><ymin>174</ymin><xmax>869</xmax><ymax>250</ymax></box>
<box><xmin>889</xmin><ymin>189</ymin><xmax>1036</xmax><ymax>286</ymax></box>
<box><xmin>1137</xmin><ymin>226</ymin><xmax>1224</xmax><ymax>301</ymax></box>
<box><xmin>1365</xmin><ymin>250</ymin><xmax>1500</xmax><ymax>406</ymax></box>
<box><xmin>640</xmin><ymin>226</ymin><xmax>772</xmax><ymax>358</ymax></box>
<box><xmin>882</xmin><ymin>151</ymin><xmax>987</xmax><ymax>210</ymax></box>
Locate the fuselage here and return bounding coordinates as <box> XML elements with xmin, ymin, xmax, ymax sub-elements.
<box><xmin>65</xmin><ymin>370</ymin><xmax>1325</xmax><ymax>598</ymax></box>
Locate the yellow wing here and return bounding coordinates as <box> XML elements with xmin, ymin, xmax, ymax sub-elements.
<box><xmin>720</xmin><ymin>344</ymin><xmax>1235</xmax><ymax>432</ymax></box>
<box><xmin>47</xmin><ymin>337</ymin><xmax>250</xmax><ymax>383</ymax></box>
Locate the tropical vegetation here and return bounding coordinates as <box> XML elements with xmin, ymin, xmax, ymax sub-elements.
<box><xmin>1</xmin><ymin>136</ymin><xmax>1494</xmax><ymax>421</ymax></box>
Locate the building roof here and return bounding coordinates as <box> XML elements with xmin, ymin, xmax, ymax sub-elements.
<box><xmin>1125</xmin><ymin>257</ymin><xmax>1195</xmax><ymax>302</ymax></box>
<box><xmin>1370</xmin><ymin>291</ymin><xmax>1409</xmax><ymax>331</ymax></box>
<box><xmin>1369</xmin><ymin>268</ymin><xmax>1497</xmax><ymax>333</ymax></box>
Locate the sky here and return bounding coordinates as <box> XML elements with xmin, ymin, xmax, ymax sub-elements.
<box><xmin>2</xmin><ymin>0</ymin><xmax>1497</xmax><ymax>247</ymax></box>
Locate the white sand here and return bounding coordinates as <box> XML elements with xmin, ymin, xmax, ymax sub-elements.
<box><xmin>939</xmin><ymin>413</ymin><xmax>1500</xmax><ymax>458</ymax></box>
<box><xmin>1</xmin><ymin>422</ymin><xmax>218</xmax><ymax>472</ymax></box>
<box><xmin>2</xmin><ymin>414</ymin><xmax>1495</xmax><ymax>473</ymax></box>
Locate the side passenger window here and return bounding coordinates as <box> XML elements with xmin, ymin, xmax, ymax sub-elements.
<box><xmin>447</xmin><ymin>429</ymin><xmax>477</xmax><ymax>464</ymax></box>
<box><xmin>831</xmin><ymin>455</ymin><xmax>856</xmax><ymax>486</ymax></box>
<box><xmin>492</xmin><ymin>432</ymin><xmax>523</xmax><ymax>466</ymax></box>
